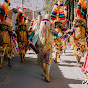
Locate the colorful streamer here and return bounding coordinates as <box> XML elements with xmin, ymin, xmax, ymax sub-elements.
<box><xmin>12</xmin><ymin>36</ymin><xmax>20</xmax><ymax>53</ymax></box>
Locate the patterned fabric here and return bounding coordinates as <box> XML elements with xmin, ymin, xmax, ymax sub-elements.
<box><xmin>39</xmin><ymin>49</ymin><xmax>52</xmax><ymax>64</ymax></box>
<box><xmin>53</xmin><ymin>38</ymin><xmax>63</xmax><ymax>54</ymax></box>
<box><xmin>74</xmin><ymin>40</ymin><xmax>87</xmax><ymax>57</ymax></box>
<box><xmin>0</xmin><ymin>44</ymin><xmax>13</xmax><ymax>58</ymax></box>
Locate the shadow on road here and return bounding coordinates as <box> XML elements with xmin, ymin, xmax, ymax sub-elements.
<box><xmin>0</xmin><ymin>52</ymin><xmax>83</xmax><ymax>88</ymax></box>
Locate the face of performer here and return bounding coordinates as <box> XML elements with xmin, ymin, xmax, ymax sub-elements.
<box><xmin>2</xmin><ymin>25</ymin><xmax>8</xmax><ymax>31</ymax></box>
<box><xmin>54</xmin><ymin>22</ymin><xmax>63</xmax><ymax>33</ymax></box>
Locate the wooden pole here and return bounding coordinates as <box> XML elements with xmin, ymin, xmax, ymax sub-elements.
<box><xmin>22</xmin><ymin>0</ymin><xmax>24</xmax><ymax>12</ymax></box>
<box><xmin>33</xmin><ymin>0</ymin><xmax>34</xmax><ymax>18</ymax></box>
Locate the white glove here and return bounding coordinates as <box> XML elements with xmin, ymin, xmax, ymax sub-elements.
<box><xmin>58</xmin><ymin>33</ymin><xmax>62</xmax><ymax>38</ymax></box>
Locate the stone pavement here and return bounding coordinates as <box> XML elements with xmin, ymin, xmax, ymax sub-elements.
<box><xmin>0</xmin><ymin>48</ymin><xmax>88</xmax><ymax>88</ymax></box>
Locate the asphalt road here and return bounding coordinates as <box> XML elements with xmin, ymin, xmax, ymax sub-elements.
<box><xmin>0</xmin><ymin>48</ymin><xmax>88</xmax><ymax>88</ymax></box>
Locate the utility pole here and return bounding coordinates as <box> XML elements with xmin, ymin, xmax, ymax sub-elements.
<box><xmin>36</xmin><ymin>7</ymin><xmax>37</xmax><ymax>18</ymax></box>
<box><xmin>0</xmin><ymin>0</ymin><xmax>1</xmax><ymax>5</ymax></box>
<box><xmin>22</xmin><ymin>0</ymin><xmax>24</xmax><ymax>12</ymax></box>
<box><xmin>33</xmin><ymin>0</ymin><xmax>35</xmax><ymax>18</ymax></box>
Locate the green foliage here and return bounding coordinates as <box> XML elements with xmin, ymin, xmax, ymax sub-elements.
<box><xmin>43</xmin><ymin>0</ymin><xmax>66</xmax><ymax>14</ymax></box>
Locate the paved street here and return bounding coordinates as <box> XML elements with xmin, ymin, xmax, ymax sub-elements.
<box><xmin>0</xmin><ymin>48</ymin><xmax>88</xmax><ymax>88</ymax></box>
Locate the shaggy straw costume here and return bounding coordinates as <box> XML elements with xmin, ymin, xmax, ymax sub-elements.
<box><xmin>35</xmin><ymin>14</ymin><xmax>52</xmax><ymax>82</ymax></box>
<box><xmin>0</xmin><ymin>0</ymin><xmax>15</xmax><ymax>68</ymax></box>
<box><xmin>15</xmin><ymin>9</ymin><xmax>29</xmax><ymax>62</ymax></box>
<box><xmin>36</xmin><ymin>14</ymin><xmax>62</xmax><ymax>82</ymax></box>
<box><xmin>51</xmin><ymin>0</ymin><xmax>68</xmax><ymax>62</ymax></box>
<box><xmin>73</xmin><ymin>17</ymin><xmax>87</xmax><ymax>67</ymax></box>
<box><xmin>31</xmin><ymin>15</ymin><xmax>42</xmax><ymax>64</ymax></box>
<box><xmin>70</xmin><ymin>0</ymin><xmax>87</xmax><ymax>67</ymax></box>
<box><xmin>0</xmin><ymin>22</ymin><xmax>15</xmax><ymax>68</ymax></box>
<box><xmin>66</xmin><ymin>0</ymin><xmax>87</xmax><ymax>67</ymax></box>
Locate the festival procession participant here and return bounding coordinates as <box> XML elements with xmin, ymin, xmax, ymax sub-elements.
<box><xmin>32</xmin><ymin>12</ymin><xmax>42</xmax><ymax>44</ymax></box>
<box><xmin>15</xmin><ymin>8</ymin><xmax>30</xmax><ymax>62</ymax></box>
<box><xmin>0</xmin><ymin>0</ymin><xmax>16</xmax><ymax>68</ymax></box>
<box><xmin>51</xmin><ymin>0</ymin><xmax>68</xmax><ymax>62</ymax></box>
<box><xmin>29</xmin><ymin>13</ymin><xmax>42</xmax><ymax>64</ymax></box>
<box><xmin>36</xmin><ymin>14</ymin><xmax>65</xmax><ymax>82</ymax></box>
<box><xmin>66</xmin><ymin>0</ymin><xmax>87</xmax><ymax>67</ymax></box>
<box><xmin>31</xmin><ymin>12</ymin><xmax>67</xmax><ymax>82</ymax></box>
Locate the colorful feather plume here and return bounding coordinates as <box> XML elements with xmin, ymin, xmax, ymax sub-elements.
<box><xmin>51</xmin><ymin>0</ymin><xmax>67</xmax><ymax>23</ymax></box>
<box><xmin>0</xmin><ymin>0</ymin><xmax>10</xmax><ymax>21</ymax></box>
<box><xmin>76</xmin><ymin>0</ymin><xmax>86</xmax><ymax>18</ymax></box>
<box><xmin>12</xmin><ymin>36</ymin><xmax>20</xmax><ymax>53</ymax></box>
<box><xmin>15</xmin><ymin>9</ymin><xmax>25</xmax><ymax>26</ymax></box>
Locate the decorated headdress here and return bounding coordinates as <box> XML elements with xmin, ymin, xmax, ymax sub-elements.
<box><xmin>76</xmin><ymin>0</ymin><xmax>86</xmax><ymax>18</ymax></box>
<box><xmin>73</xmin><ymin>0</ymin><xmax>86</xmax><ymax>27</ymax></box>
<box><xmin>51</xmin><ymin>0</ymin><xmax>68</xmax><ymax>31</ymax></box>
<box><xmin>51</xmin><ymin>0</ymin><xmax>67</xmax><ymax>23</ymax></box>
<box><xmin>0</xmin><ymin>0</ymin><xmax>10</xmax><ymax>21</ymax></box>
<box><xmin>51</xmin><ymin>0</ymin><xmax>61</xmax><ymax>20</ymax></box>
<box><xmin>15</xmin><ymin>8</ymin><xmax>25</xmax><ymax>26</ymax></box>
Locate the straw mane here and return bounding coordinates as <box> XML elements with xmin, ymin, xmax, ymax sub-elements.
<box><xmin>39</xmin><ymin>19</ymin><xmax>52</xmax><ymax>45</ymax></box>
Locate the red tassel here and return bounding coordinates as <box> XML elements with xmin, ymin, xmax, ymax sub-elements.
<box><xmin>59</xmin><ymin>11</ymin><xmax>64</xmax><ymax>13</ymax></box>
<box><xmin>52</xmin><ymin>11</ymin><xmax>57</xmax><ymax>14</ymax></box>
<box><xmin>0</xmin><ymin>14</ymin><xmax>5</xmax><ymax>21</ymax></box>
<box><xmin>83</xmin><ymin>6</ymin><xmax>86</xmax><ymax>9</ymax></box>
<box><xmin>76</xmin><ymin>9</ymin><xmax>80</xmax><ymax>16</ymax></box>
<box><xmin>78</xmin><ymin>2</ymin><xmax>82</xmax><ymax>6</ymax></box>
<box><xmin>51</xmin><ymin>16</ymin><xmax>56</xmax><ymax>20</ymax></box>
<box><xmin>58</xmin><ymin>17</ymin><xmax>65</xmax><ymax>20</ymax></box>
<box><xmin>15</xmin><ymin>22</ymin><xmax>19</xmax><ymax>26</ymax></box>
<box><xmin>31</xmin><ymin>22</ymin><xmax>33</xmax><ymax>26</ymax></box>
<box><xmin>19</xmin><ymin>16</ymin><xmax>24</xmax><ymax>22</ymax></box>
<box><xmin>64</xmin><ymin>20</ymin><xmax>67</xmax><ymax>23</ymax></box>
<box><xmin>80</xmin><ymin>14</ymin><xmax>84</xmax><ymax>18</ymax></box>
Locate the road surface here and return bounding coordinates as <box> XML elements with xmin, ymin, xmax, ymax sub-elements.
<box><xmin>0</xmin><ymin>48</ymin><xmax>88</xmax><ymax>88</ymax></box>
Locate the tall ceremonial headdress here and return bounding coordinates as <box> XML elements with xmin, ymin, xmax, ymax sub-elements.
<box><xmin>51</xmin><ymin>0</ymin><xmax>67</xmax><ymax>23</ymax></box>
<box><xmin>15</xmin><ymin>8</ymin><xmax>25</xmax><ymax>26</ymax></box>
<box><xmin>51</xmin><ymin>0</ymin><xmax>68</xmax><ymax>31</ymax></box>
<box><xmin>0</xmin><ymin>0</ymin><xmax>10</xmax><ymax>21</ymax></box>
<box><xmin>0</xmin><ymin>0</ymin><xmax>11</xmax><ymax>29</ymax></box>
<box><xmin>15</xmin><ymin>7</ymin><xmax>29</xmax><ymax>30</ymax></box>
<box><xmin>76</xmin><ymin>0</ymin><xmax>86</xmax><ymax>18</ymax></box>
<box><xmin>73</xmin><ymin>0</ymin><xmax>87</xmax><ymax>27</ymax></box>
